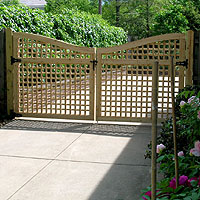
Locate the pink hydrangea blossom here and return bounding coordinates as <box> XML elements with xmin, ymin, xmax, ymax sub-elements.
<box><xmin>156</xmin><ymin>144</ymin><xmax>166</xmax><ymax>153</ymax></box>
<box><xmin>180</xmin><ymin>101</ymin><xmax>186</xmax><ymax>107</ymax></box>
<box><xmin>190</xmin><ymin>141</ymin><xmax>200</xmax><ymax>157</ymax></box>
<box><xmin>197</xmin><ymin>111</ymin><xmax>200</xmax><ymax>119</ymax></box>
<box><xmin>178</xmin><ymin>151</ymin><xmax>184</xmax><ymax>157</ymax></box>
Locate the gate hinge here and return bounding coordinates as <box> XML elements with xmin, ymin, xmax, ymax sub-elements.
<box><xmin>11</xmin><ymin>56</ymin><xmax>21</xmax><ymax>65</ymax></box>
<box><xmin>176</xmin><ymin>59</ymin><xmax>188</xmax><ymax>68</ymax></box>
<box><xmin>10</xmin><ymin>110</ymin><xmax>22</xmax><ymax>117</ymax></box>
<box><xmin>90</xmin><ymin>60</ymin><xmax>98</xmax><ymax>70</ymax></box>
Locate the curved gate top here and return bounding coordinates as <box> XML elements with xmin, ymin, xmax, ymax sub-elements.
<box><xmin>96</xmin><ymin>33</ymin><xmax>191</xmax><ymax>122</ymax></box>
<box><xmin>12</xmin><ymin>32</ymin><xmax>95</xmax><ymax>120</ymax></box>
<box><xmin>7</xmin><ymin>30</ymin><xmax>193</xmax><ymax>122</ymax></box>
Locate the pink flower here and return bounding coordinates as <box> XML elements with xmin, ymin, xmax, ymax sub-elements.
<box><xmin>188</xmin><ymin>177</ymin><xmax>198</xmax><ymax>187</ymax></box>
<box><xmin>156</xmin><ymin>144</ymin><xmax>166</xmax><ymax>153</ymax></box>
<box><xmin>195</xmin><ymin>141</ymin><xmax>200</xmax><ymax>151</ymax></box>
<box><xmin>142</xmin><ymin>191</ymin><xmax>151</xmax><ymax>200</ymax></box>
<box><xmin>190</xmin><ymin>141</ymin><xmax>200</xmax><ymax>157</ymax></box>
<box><xmin>188</xmin><ymin>96</ymin><xmax>199</xmax><ymax>104</ymax></box>
<box><xmin>180</xmin><ymin>101</ymin><xmax>186</xmax><ymax>107</ymax></box>
<box><xmin>178</xmin><ymin>151</ymin><xmax>184</xmax><ymax>157</ymax></box>
<box><xmin>169</xmin><ymin>178</ymin><xmax>176</xmax><ymax>189</ymax></box>
<box><xmin>169</xmin><ymin>176</ymin><xmax>189</xmax><ymax>189</ymax></box>
<box><xmin>179</xmin><ymin>175</ymin><xmax>188</xmax><ymax>185</ymax></box>
<box><xmin>198</xmin><ymin>111</ymin><xmax>200</xmax><ymax>119</ymax></box>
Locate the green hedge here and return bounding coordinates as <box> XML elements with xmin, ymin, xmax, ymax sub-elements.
<box><xmin>0</xmin><ymin>4</ymin><xmax>127</xmax><ymax>47</ymax></box>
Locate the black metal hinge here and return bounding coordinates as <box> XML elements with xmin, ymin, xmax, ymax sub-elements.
<box><xmin>90</xmin><ymin>60</ymin><xmax>98</xmax><ymax>70</ymax></box>
<box><xmin>11</xmin><ymin>56</ymin><xmax>21</xmax><ymax>65</ymax></box>
<box><xmin>176</xmin><ymin>59</ymin><xmax>188</xmax><ymax>68</ymax></box>
<box><xmin>10</xmin><ymin>110</ymin><xmax>22</xmax><ymax>117</ymax></box>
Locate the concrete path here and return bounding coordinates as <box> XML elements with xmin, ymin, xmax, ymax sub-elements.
<box><xmin>0</xmin><ymin>119</ymin><xmax>153</xmax><ymax>200</ymax></box>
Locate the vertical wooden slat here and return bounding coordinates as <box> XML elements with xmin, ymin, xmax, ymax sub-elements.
<box><xmin>90</xmin><ymin>47</ymin><xmax>96</xmax><ymax>120</ymax></box>
<box><xmin>170</xmin><ymin>56</ymin><xmax>179</xmax><ymax>188</ymax></box>
<box><xmin>5</xmin><ymin>29</ymin><xmax>13</xmax><ymax>115</ymax></box>
<box><xmin>12</xmin><ymin>34</ymin><xmax>18</xmax><ymax>113</ymax></box>
<box><xmin>186</xmin><ymin>30</ymin><xmax>194</xmax><ymax>85</ymax></box>
<box><xmin>0</xmin><ymin>29</ymin><xmax>7</xmax><ymax>116</ymax></box>
<box><xmin>179</xmin><ymin>38</ymin><xmax>186</xmax><ymax>89</ymax></box>
<box><xmin>96</xmin><ymin>52</ymin><xmax>102</xmax><ymax>121</ymax></box>
<box><xmin>151</xmin><ymin>61</ymin><xmax>159</xmax><ymax>200</ymax></box>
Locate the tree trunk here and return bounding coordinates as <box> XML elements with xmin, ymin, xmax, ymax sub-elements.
<box><xmin>116</xmin><ymin>0</ymin><xmax>120</xmax><ymax>27</ymax></box>
<box><xmin>99</xmin><ymin>0</ymin><xmax>102</xmax><ymax>15</ymax></box>
<box><xmin>146</xmin><ymin>0</ymin><xmax>150</xmax><ymax>37</ymax></box>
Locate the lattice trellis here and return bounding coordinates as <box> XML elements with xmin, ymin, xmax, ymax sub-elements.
<box><xmin>96</xmin><ymin>34</ymin><xmax>186</xmax><ymax>122</ymax></box>
<box><xmin>13</xmin><ymin>32</ymin><xmax>95</xmax><ymax>120</ymax></box>
<box><xmin>12</xmin><ymin>32</ymin><xmax>187</xmax><ymax>122</ymax></box>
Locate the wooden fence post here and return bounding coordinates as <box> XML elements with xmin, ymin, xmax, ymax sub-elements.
<box><xmin>193</xmin><ymin>31</ymin><xmax>200</xmax><ymax>85</ymax></box>
<box><xmin>186</xmin><ymin>30</ymin><xmax>194</xmax><ymax>86</ymax></box>
<box><xmin>5</xmin><ymin>28</ymin><xmax>14</xmax><ymax>116</ymax></box>
<box><xmin>151</xmin><ymin>61</ymin><xmax>159</xmax><ymax>200</ymax></box>
<box><xmin>0</xmin><ymin>29</ymin><xmax>7</xmax><ymax>117</ymax></box>
<box><xmin>170</xmin><ymin>56</ymin><xmax>179</xmax><ymax>188</ymax></box>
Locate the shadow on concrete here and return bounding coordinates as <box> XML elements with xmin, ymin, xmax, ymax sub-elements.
<box><xmin>0</xmin><ymin>119</ymin><xmax>150</xmax><ymax>138</ymax></box>
<box><xmin>85</xmin><ymin>125</ymin><xmax>153</xmax><ymax>200</ymax></box>
<box><xmin>1</xmin><ymin>119</ymin><xmax>92</xmax><ymax>134</ymax></box>
<box><xmin>1</xmin><ymin>119</ymin><xmax>158</xmax><ymax>199</ymax></box>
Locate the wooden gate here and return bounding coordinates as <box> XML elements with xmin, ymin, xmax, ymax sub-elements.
<box><xmin>12</xmin><ymin>32</ymin><xmax>96</xmax><ymax>120</ymax></box>
<box><xmin>8</xmin><ymin>30</ymin><xmax>193</xmax><ymax>122</ymax></box>
<box><xmin>96</xmin><ymin>33</ymin><xmax>192</xmax><ymax>122</ymax></box>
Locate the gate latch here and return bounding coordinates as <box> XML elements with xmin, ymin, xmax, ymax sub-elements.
<box><xmin>176</xmin><ymin>59</ymin><xmax>188</xmax><ymax>68</ymax></box>
<box><xmin>11</xmin><ymin>56</ymin><xmax>21</xmax><ymax>65</ymax></box>
<box><xmin>90</xmin><ymin>60</ymin><xmax>98</xmax><ymax>70</ymax></box>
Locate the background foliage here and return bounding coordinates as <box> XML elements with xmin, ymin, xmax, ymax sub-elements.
<box><xmin>0</xmin><ymin>3</ymin><xmax>127</xmax><ymax>47</ymax></box>
<box><xmin>45</xmin><ymin>0</ymin><xmax>200</xmax><ymax>40</ymax></box>
<box><xmin>2</xmin><ymin>0</ymin><xmax>200</xmax><ymax>42</ymax></box>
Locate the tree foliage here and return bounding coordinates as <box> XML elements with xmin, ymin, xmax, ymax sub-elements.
<box><xmin>0</xmin><ymin>4</ymin><xmax>127</xmax><ymax>47</ymax></box>
<box><xmin>102</xmin><ymin>0</ymin><xmax>165</xmax><ymax>40</ymax></box>
<box><xmin>152</xmin><ymin>0</ymin><xmax>200</xmax><ymax>35</ymax></box>
<box><xmin>45</xmin><ymin>0</ymin><xmax>95</xmax><ymax>14</ymax></box>
<box><xmin>101</xmin><ymin>0</ymin><xmax>200</xmax><ymax>39</ymax></box>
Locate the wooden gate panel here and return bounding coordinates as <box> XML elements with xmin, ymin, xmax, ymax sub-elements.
<box><xmin>96</xmin><ymin>33</ymin><xmax>186</xmax><ymax>122</ymax></box>
<box><xmin>13</xmin><ymin>32</ymin><xmax>95</xmax><ymax>120</ymax></box>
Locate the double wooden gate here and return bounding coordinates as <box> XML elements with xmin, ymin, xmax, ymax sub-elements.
<box><xmin>7</xmin><ymin>30</ymin><xmax>193</xmax><ymax>122</ymax></box>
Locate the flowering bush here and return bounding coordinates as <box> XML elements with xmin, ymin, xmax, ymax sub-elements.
<box><xmin>141</xmin><ymin>86</ymin><xmax>200</xmax><ymax>200</ymax></box>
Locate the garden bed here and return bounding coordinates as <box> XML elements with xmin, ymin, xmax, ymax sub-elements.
<box><xmin>141</xmin><ymin>85</ymin><xmax>200</xmax><ymax>200</ymax></box>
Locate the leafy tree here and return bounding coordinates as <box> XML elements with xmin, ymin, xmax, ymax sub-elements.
<box><xmin>102</xmin><ymin>0</ymin><xmax>159</xmax><ymax>40</ymax></box>
<box><xmin>152</xmin><ymin>3</ymin><xmax>189</xmax><ymax>35</ymax></box>
<box><xmin>152</xmin><ymin>0</ymin><xmax>200</xmax><ymax>35</ymax></box>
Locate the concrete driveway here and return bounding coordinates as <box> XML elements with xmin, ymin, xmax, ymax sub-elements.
<box><xmin>0</xmin><ymin>119</ymin><xmax>153</xmax><ymax>200</ymax></box>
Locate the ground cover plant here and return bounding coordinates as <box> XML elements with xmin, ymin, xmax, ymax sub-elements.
<box><xmin>141</xmin><ymin>86</ymin><xmax>200</xmax><ymax>199</ymax></box>
<box><xmin>0</xmin><ymin>3</ymin><xmax>127</xmax><ymax>47</ymax></box>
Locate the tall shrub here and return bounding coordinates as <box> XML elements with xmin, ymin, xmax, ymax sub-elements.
<box><xmin>0</xmin><ymin>4</ymin><xmax>127</xmax><ymax>47</ymax></box>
